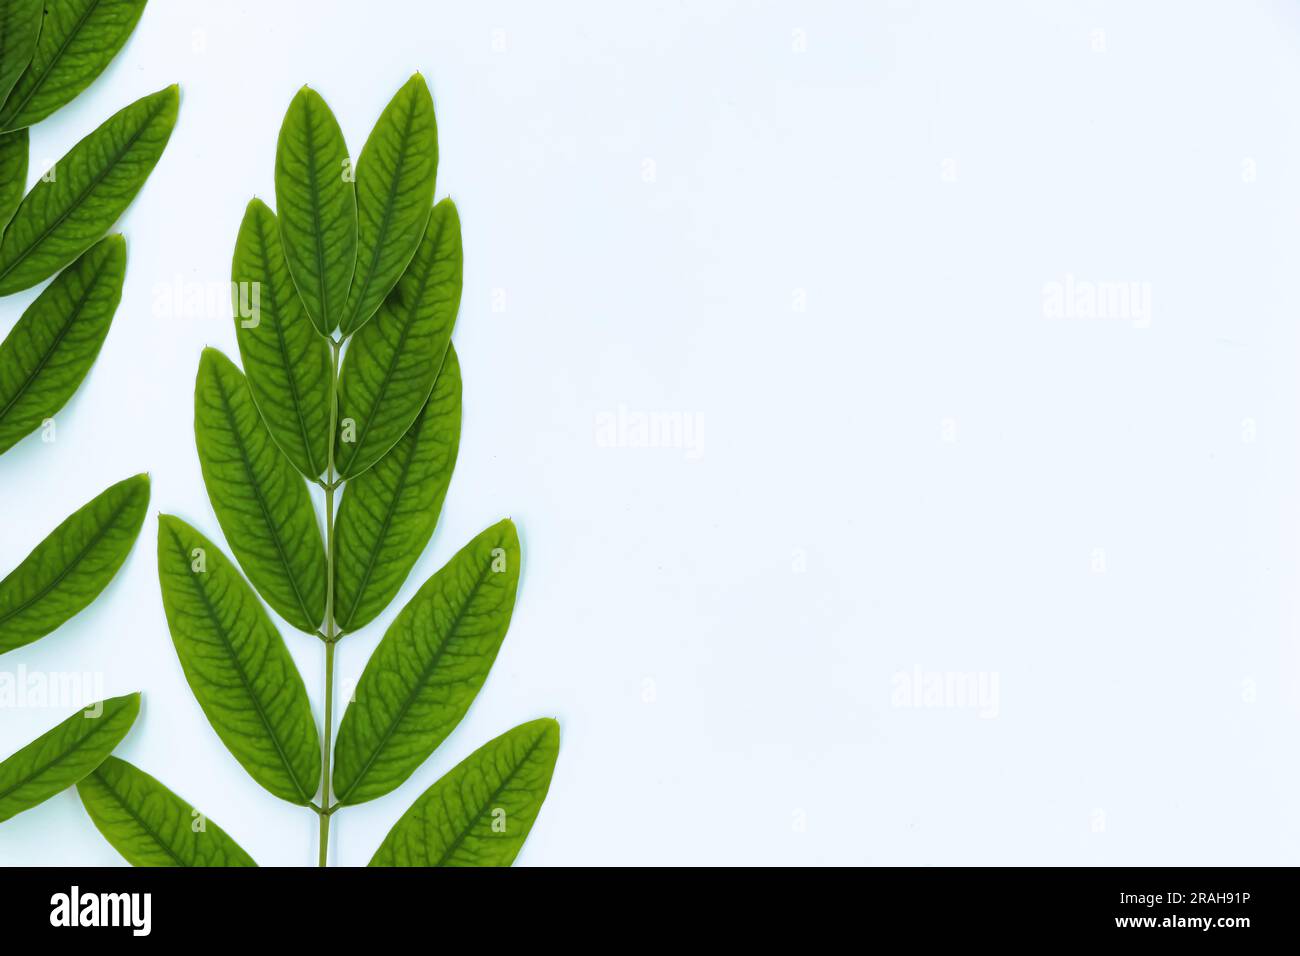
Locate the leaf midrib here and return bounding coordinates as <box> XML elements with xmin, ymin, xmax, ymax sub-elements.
<box><xmin>0</xmin><ymin>243</ymin><xmax>113</xmax><ymax>423</ymax></box>
<box><xmin>165</xmin><ymin>524</ymin><xmax>313</xmax><ymax>803</ymax></box>
<box><xmin>0</xmin><ymin>0</ymin><xmax>103</xmax><ymax>127</ymax></box>
<box><xmin>344</xmin><ymin>91</ymin><xmax>419</xmax><ymax>333</ymax></box>
<box><xmin>209</xmin><ymin>364</ymin><xmax>318</xmax><ymax>630</ymax></box>
<box><xmin>0</xmin><ymin>90</ymin><xmax>167</xmax><ymax>286</ymax></box>
<box><xmin>431</xmin><ymin>730</ymin><xmax>548</xmax><ymax>867</ymax></box>
<box><xmin>86</xmin><ymin>767</ymin><xmax>188</xmax><ymax>866</ymax></box>
<box><xmin>0</xmin><ymin>706</ymin><xmax>124</xmax><ymax>806</ymax></box>
<box><xmin>0</xmin><ymin>482</ymin><xmax>135</xmax><ymax>632</ymax></box>
<box><xmin>336</xmin><ymin>557</ymin><xmax>493</xmax><ymax>803</ymax></box>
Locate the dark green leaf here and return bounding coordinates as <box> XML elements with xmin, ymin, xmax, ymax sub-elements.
<box><xmin>0</xmin><ymin>693</ymin><xmax>139</xmax><ymax>823</ymax></box>
<box><xmin>333</xmin><ymin>345</ymin><xmax>460</xmax><ymax>634</ymax></box>
<box><xmin>335</xmin><ymin>198</ymin><xmax>461</xmax><ymax>479</ymax></box>
<box><xmin>0</xmin><ymin>127</ymin><xmax>28</xmax><ymax>232</ymax></box>
<box><xmin>232</xmin><ymin>198</ymin><xmax>332</xmax><ymax>479</ymax></box>
<box><xmin>0</xmin><ymin>0</ymin><xmax>148</xmax><ymax>132</ymax></box>
<box><xmin>368</xmin><ymin>719</ymin><xmax>559</xmax><ymax>867</ymax></box>
<box><xmin>194</xmin><ymin>348</ymin><xmax>326</xmax><ymax>634</ymax></box>
<box><xmin>0</xmin><ymin>473</ymin><xmax>148</xmax><ymax>654</ymax></box>
<box><xmin>334</xmin><ymin>519</ymin><xmax>520</xmax><ymax>805</ymax></box>
<box><xmin>0</xmin><ymin>0</ymin><xmax>42</xmax><ymax>108</ymax></box>
<box><xmin>0</xmin><ymin>84</ymin><xmax>177</xmax><ymax>295</ymax></box>
<box><xmin>77</xmin><ymin>756</ymin><xmax>257</xmax><ymax>867</ymax></box>
<box><xmin>274</xmin><ymin>86</ymin><xmax>355</xmax><ymax>336</ymax></box>
<box><xmin>0</xmin><ymin>235</ymin><xmax>124</xmax><ymax>455</ymax></box>
<box><xmin>156</xmin><ymin>515</ymin><xmax>320</xmax><ymax>805</ymax></box>
<box><xmin>338</xmin><ymin>74</ymin><xmax>438</xmax><ymax>336</ymax></box>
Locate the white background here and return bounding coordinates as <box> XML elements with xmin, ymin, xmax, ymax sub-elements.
<box><xmin>2</xmin><ymin>0</ymin><xmax>1299</xmax><ymax>866</ymax></box>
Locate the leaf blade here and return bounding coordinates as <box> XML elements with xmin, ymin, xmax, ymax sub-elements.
<box><xmin>77</xmin><ymin>756</ymin><xmax>257</xmax><ymax>866</ymax></box>
<box><xmin>368</xmin><ymin>719</ymin><xmax>559</xmax><ymax>867</ymax></box>
<box><xmin>232</xmin><ymin>198</ymin><xmax>332</xmax><ymax>479</ymax></box>
<box><xmin>334</xmin><ymin>519</ymin><xmax>520</xmax><ymax>805</ymax></box>
<box><xmin>274</xmin><ymin>87</ymin><xmax>356</xmax><ymax>335</ymax></box>
<box><xmin>0</xmin><ymin>473</ymin><xmax>149</xmax><ymax>654</ymax></box>
<box><xmin>0</xmin><ymin>0</ymin><xmax>148</xmax><ymax>131</ymax></box>
<box><xmin>333</xmin><ymin>344</ymin><xmax>461</xmax><ymax>634</ymax></box>
<box><xmin>0</xmin><ymin>693</ymin><xmax>139</xmax><ymax>823</ymax></box>
<box><xmin>0</xmin><ymin>235</ymin><xmax>125</xmax><ymax>455</ymax></box>
<box><xmin>335</xmin><ymin>198</ymin><xmax>461</xmax><ymax>479</ymax></box>
<box><xmin>0</xmin><ymin>84</ymin><xmax>177</xmax><ymax>295</ymax></box>
<box><xmin>0</xmin><ymin>0</ymin><xmax>42</xmax><ymax>109</ymax></box>
<box><xmin>338</xmin><ymin>74</ymin><xmax>438</xmax><ymax>335</ymax></box>
<box><xmin>0</xmin><ymin>127</ymin><xmax>28</xmax><ymax>232</ymax></box>
<box><xmin>156</xmin><ymin>515</ymin><xmax>320</xmax><ymax>805</ymax></box>
<box><xmin>194</xmin><ymin>348</ymin><xmax>326</xmax><ymax>634</ymax></box>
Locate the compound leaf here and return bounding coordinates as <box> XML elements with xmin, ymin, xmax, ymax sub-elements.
<box><xmin>0</xmin><ymin>127</ymin><xmax>28</xmax><ymax>232</ymax></box>
<box><xmin>232</xmin><ymin>198</ymin><xmax>332</xmax><ymax>480</ymax></box>
<box><xmin>77</xmin><ymin>756</ymin><xmax>257</xmax><ymax>866</ymax></box>
<box><xmin>368</xmin><ymin>718</ymin><xmax>559</xmax><ymax>867</ymax></box>
<box><xmin>338</xmin><ymin>74</ymin><xmax>437</xmax><ymax>336</ymax></box>
<box><xmin>0</xmin><ymin>0</ymin><xmax>148</xmax><ymax>132</ymax></box>
<box><xmin>156</xmin><ymin>515</ymin><xmax>320</xmax><ymax>805</ymax></box>
<box><xmin>333</xmin><ymin>345</ymin><xmax>460</xmax><ymax>634</ymax></box>
<box><xmin>274</xmin><ymin>86</ymin><xmax>355</xmax><ymax>336</ymax></box>
<box><xmin>0</xmin><ymin>693</ymin><xmax>139</xmax><ymax>823</ymax></box>
<box><xmin>335</xmin><ymin>198</ymin><xmax>461</xmax><ymax>479</ymax></box>
<box><xmin>194</xmin><ymin>348</ymin><xmax>326</xmax><ymax>634</ymax></box>
<box><xmin>0</xmin><ymin>84</ymin><xmax>177</xmax><ymax>295</ymax></box>
<box><xmin>0</xmin><ymin>235</ymin><xmax>124</xmax><ymax>455</ymax></box>
<box><xmin>0</xmin><ymin>0</ymin><xmax>42</xmax><ymax>109</ymax></box>
<box><xmin>0</xmin><ymin>473</ymin><xmax>148</xmax><ymax>654</ymax></box>
<box><xmin>333</xmin><ymin>519</ymin><xmax>520</xmax><ymax>805</ymax></box>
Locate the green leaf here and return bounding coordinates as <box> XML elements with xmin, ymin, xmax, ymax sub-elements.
<box><xmin>274</xmin><ymin>86</ymin><xmax>356</xmax><ymax>336</ymax></box>
<box><xmin>0</xmin><ymin>473</ymin><xmax>148</xmax><ymax>654</ymax></box>
<box><xmin>194</xmin><ymin>348</ymin><xmax>326</xmax><ymax>634</ymax></box>
<box><xmin>156</xmin><ymin>515</ymin><xmax>320</xmax><ymax>805</ymax></box>
<box><xmin>77</xmin><ymin>756</ymin><xmax>257</xmax><ymax>867</ymax></box>
<box><xmin>335</xmin><ymin>198</ymin><xmax>461</xmax><ymax>479</ymax></box>
<box><xmin>0</xmin><ymin>84</ymin><xmax>177</xmax><ymax>296</ymax></box>
<box><xmin>0</xmin><ymin>0</ymin><xmax>42</xmax><ymax>108</ymax></box>
<box><xmin>0</xmin><ymin>235</ymin><xmax>124</xmax><ymax>455</ymax></box>
<box><xmin>338</xmin><ymin>74</ymin><xmax>438</xmax><ymax>336</ymax></box>
<box><xmin>333</xmin><ymin>345</ymin><xmax>460</xmax><ymax>634</ymax></box>
<box><xmin>368</xmin><ymin>719</ymin><xmax>559</xmax><ymax>867</ymax></box>
<box><xmin>0</xmin><ymin>693</ymin><xmax>139</xmax><ymax>824</ymax></box>
<box><xmin>334</xmin><ymin>518</ymin><xmax>520</xmax><ymax>805</ymax></box>
<box><xmin>0</xmin><ymin>127</ymin><xmax>28</xmax><ymax>232</ymax></box>
<box><xmin>0</xmin><ymin>0</ymin><xmax>148</xmax><ymax>132</ymax></box>
<box><xmin>232</xmin><ymin>198</ymin><xmax>332</xmax><ymax>479</ymax></box>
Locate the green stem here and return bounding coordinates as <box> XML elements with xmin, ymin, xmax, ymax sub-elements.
<box><xmin>318</xmin><ymin>337</ymin><xmax>342</xmax><ymax>867</ymax></box>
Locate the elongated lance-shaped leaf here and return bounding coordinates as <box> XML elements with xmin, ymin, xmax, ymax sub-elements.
<box><xmin>338</xmin><ymin>74</ymin><xmax>438</xmax><ymax>335</ymax></box>
<box><xmin>0</xmin><ymin>0</ymin><xmax>42</xmax><ymax>109</ymax></box>
<box><xmin>194</xmin><ymin>348</ymin><xmax>326</xmax><ymax>634</ymax></box>
<box><xmin>0</xmin><ymin>0</ymin><xmax>148</xmax><ymax>132</ymax></box>
<box><xmin>369</xmin><ymin>719</ymin><xmax>559</xmax><ymax>866</ymax></box>
<box><xmin>0</xmin><ymin>693</ymin><xmax>139</xmax><ymax>823</ymax></box>
<box><xmin>334</xmin><ymin>519</ymin><xmax>521</xmax><ymax>805</ymax></box>
<box><xmin>0</xmin><ymin>127</ymin><xmax>28</xmax><ymax>232</ymax></box>
<box><xmin>0</xmin><ymin>84</ymin><xmax>177</xmax><ymax>296</ymax></box>
<box><xmin>274</xmin><ymin>86</ymin><xmax>355</xmax><ymax>335</ymax></box>
<box><xmin>156</xmin><ymin>515</ymin><xmax>320</xmax><ymax>805</ymax></box>
<box><xmin>232</xmin><ymin>198</ymin><xmax>332</xmax><ymax>479</ymax></box>
<box><xmin>77</xmin><ymin>756</ymin><xmax>257</xmax><ymax>867</ymax></box>
<box><xmin>0</xmin><ymin>235</ymin><xmax>124</xmax><ymax>455</ymax></box>
<box><xmin>334</xmin><ymin>346</ymin><xmax>460</xmax><ymax>634</ymax></box>
<box><xmin>0</xmin><ymin>473</ymin><xmax>148</xmax><ymax>654</ymax></box>
<box><xmin>335</xmin><ymin>199</ymin><xmax>461</xmax><ymax>479</ymax></box>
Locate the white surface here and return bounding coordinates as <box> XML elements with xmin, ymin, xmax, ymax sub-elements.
<box><xmin>2</xmin><ymin>0</ymin><xmax>1299</xmax><ymax>866</ymax></box>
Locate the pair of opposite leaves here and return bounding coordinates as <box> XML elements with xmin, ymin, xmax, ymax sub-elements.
<box><xmin>0</xmin><ymin>0</ymin><xmax>176</xmax><ymax>838</ymax></box>
<box><xmin>142</xmin><ymin>76</ymin><xmax>557</xmax><ymax>866</ymax></box>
